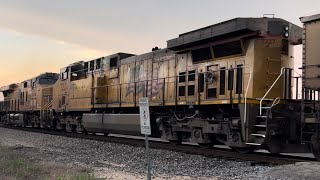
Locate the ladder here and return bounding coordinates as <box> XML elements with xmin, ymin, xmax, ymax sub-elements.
<box><xmin>299</xmin><ymin>26</ymin><xmax>319</xmax><ymax>142</ymax></box>
<box><xmin>245</xmin><ymin>68</ymin><xmax>286</xmax><ymax>146</ymax></box>
<box><xmin>246</xmin><ymin>99</ymin><xmax>273</xmax><ymax>146</ymax></box>
<box><xmin>245</xmin><ymin>67</ymin><xmax>286</xmax><ymax>147</ymax></box>
<box><xmin>301</xmin><ymin>89</ymin><xmax>319</xmax><ymax>142</ymax></box>
<box><xmin>40</xmin><ymin>100</ymin><xmax>53</xmax><ymax>126</ymax></box>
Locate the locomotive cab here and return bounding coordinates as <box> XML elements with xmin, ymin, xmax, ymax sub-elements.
<box><xmin>161</xmin><ymin>17</ymin><xmax>303</xmax><ymax>151</ymax></box>
<box><xmin>0</xmin><ymin>84</ymin><xmax>18</xmax><ymax>123</ymax></box>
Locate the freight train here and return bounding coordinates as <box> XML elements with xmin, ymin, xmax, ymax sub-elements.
<box><xmin>1</xmin><ymin>15</ymin><xmax>320</xmax><ymax>159</ymax></box>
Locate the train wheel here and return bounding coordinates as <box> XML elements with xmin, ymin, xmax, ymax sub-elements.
<box><xmin>76</xmin><ymin>123</ymin><xmax>82</xmax><ymax>133</ymax></box>
<box><xmin>170</xmin><ymin>131</ymin><xmax>184</xmax><ymax>145</ymax></box>
<box><xmin>311</xmin><ymin>133</ymin><xmax>320</xmax><ymax>160</ymax></box>
<box><xmin>55</xmin><ymin>120</ymin><xmax>61</xmax><ymax>131</ymax></box>
<box><xmin>231</xmin><ymin>147</ymin><xmax>255</xmax><ymax>154</ymax></box>
<box><xmin>66</xmin><ymin>122</ymin><xmax>72</xmax><ymax>133</ymax></box>
<box><xmin>83</xmin><ymin>128</ymin><xmax>88</xmax><ymax>135</ymax></box>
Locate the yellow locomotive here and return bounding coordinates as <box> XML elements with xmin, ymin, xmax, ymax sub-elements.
<box><xmin>3</xmin><ymin>16</ymin><xmax>320</xmax><ymax>159</ymax></box>
<box><xmin>0</xmin><ymin>73</ymin><xmax>59</xmax><ymax>126</ymax></box>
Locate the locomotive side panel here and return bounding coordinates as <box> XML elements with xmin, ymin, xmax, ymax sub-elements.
<box><xmin>107</xmin><ymin>56</ymin><xmax>121</xmax><ymax>107</ymax></box>
<box><xmin>69</xmin><ymin>62</ymin><xmax>93</xmax><ymax>111</ymax></box>
<box><xmin>176</xmin><ymin>53</ymin><xmax>188</xmax><ymax>104</ymax></box>
<box><xmin>20</xmin><ymin>80</ymin><xmax>32</xmax><ymax>112</ymax></box>
<box><xmin>185</xmin><ymin>51</ymin><xmax>198</xmax><ymax>105</ymax></box>
<box><xmin>253</xmin><ymin>37</ymin><xmax>284</xmax><ymax>99</ymax></box>
<box><xmin>52</xmin><ymin>78</ymin><xmax>61</xmax><ymax>112</ymax></box>
<box><xmin>39</xmin><ymin>87</ymin><xmax>54</xmax><ymax>108</ymax></box>
<box><xmin>120</xmin><ymin>58</ymin><xmax>136</xmax><ymax>107</ymax></box>
<box><xmin>134</xmin><ymin>53</ymin><xmax>153</xmax><ymax>103</ymax></box>
<box><xmin>0</xmin><ymin>84</ymin><xmax>20</xmax><ymax>124</ymax></box>
<box><xmin>304</xmin><ymin>18</ymin><xmax>320</xmax><ymax>90</ymax></box>
<box><xmin>31</xmin><ymin>73</ymin><xmax>59</xmax><ymax>111</ymax></box>
<box><xmin>150</xmin><ymin>50</ymin><xmax>174</xmax><ymax>106</ymax></box>
<box><xmin>52</xmin><ymin>67</ymin><xmax>70</xmax><ymax>112</ymax></box>
<box><xmin>68</xmin><ymin>78</ymin><xmax>92</xmax><ymax>111</ymax></box>
<box><xmin>134</xmin><ymin>57</ymin><xmax>151</xmax><ymax>104</ymax></box>
<box><xmin>166</xmin><ymin>56</ymin><xmax>176</xmax><ymax>105</ymax></box>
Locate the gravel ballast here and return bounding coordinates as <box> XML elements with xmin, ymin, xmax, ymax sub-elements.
<box><xmin>0</xmin><ymin>127</ymin><xmax>316</xmax><ymax>180</ymax></box>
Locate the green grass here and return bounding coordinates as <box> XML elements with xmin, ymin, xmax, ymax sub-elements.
<box><xmin>0</xmin><ymin>146</ymin><xmax>38</xmax><ymax>179</ymax></box>
<box><xmin>57</xmin><ymin>172</ymin><xmax>96</xmax><ymax>180</ymax></box>
<box><xmin>0</xmin><ymin>145</ymin><xmax>98</xmax><ymax>180</ymax></box>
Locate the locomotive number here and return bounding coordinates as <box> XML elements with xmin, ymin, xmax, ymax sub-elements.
<box><xmin>263</xmin><ymin>39</ymin><xmax>276</xmax><ymax>45</ymax></box>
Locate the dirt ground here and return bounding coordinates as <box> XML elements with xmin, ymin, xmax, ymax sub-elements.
<box><xmin>94</xmin><ymin>168</ymin><xmax>218</xmax><ymax>180</ymax></box>
<box><xmin>261</xmin><ymin>162</ymin><xmax>320</xmax><ymax>180</ymax></box>
<box><xmin>2</xmin><ymin>142</ymin><xmax>320</xmax><ymax>180</ymax></box>
<box><xmin>1</xmin><ymin>127</ymin><xmax>320</xmax><ymax>180</ymax></box>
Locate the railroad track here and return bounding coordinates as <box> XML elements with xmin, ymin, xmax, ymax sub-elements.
<box><xmin>0</xmin><ymin>125</ymin><xmax>316</xmax><ymax>165</ymax></box>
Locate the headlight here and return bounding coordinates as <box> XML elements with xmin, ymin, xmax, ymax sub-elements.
<box><xmin>284</xmin><ymin>25</ymin><xmax>289</xmax><ymax>31</ymax></box>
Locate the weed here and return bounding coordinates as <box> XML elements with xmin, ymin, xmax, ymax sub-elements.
<box><xmin>0</xmin><ymin>145</ymin><xmax>99</xmax><ymax>180</ymax></box>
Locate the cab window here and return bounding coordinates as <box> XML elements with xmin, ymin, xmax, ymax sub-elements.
<box><xmin>212</xmin><ymin>41</ymin><xmax>243</xmax><ymax>58</ymax></box>
<box><xmin>110</xmin><ymin>57</ymin><xmax>118</xmax><ymax>68</ymax></box>
<box><xmin>70</xmin><ymin>64</ymin><xmax>85</xmax><ymax>81</ymax></box>
<box><xmin>61</xmin><ymin>67</ymin><xmax>69</xmax><ymax>80</ymax></box>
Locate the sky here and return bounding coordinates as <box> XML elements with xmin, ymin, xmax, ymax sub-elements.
<box><xmin>0</xmin><ymin>0</ymin><xmax>319</xmax><ymax>100</ymax></box>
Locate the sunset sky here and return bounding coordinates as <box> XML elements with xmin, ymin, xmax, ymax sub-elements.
<box><xmin>0</xmin><ymin>0</ymin><xmax>319</xmax><ymax>100</ymax></box>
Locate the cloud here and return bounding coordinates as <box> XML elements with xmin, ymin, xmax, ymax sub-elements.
<box><xmin>0</xmin><ymin>2</ymin><xmax>164</xmax><ymax>55</ymax></box>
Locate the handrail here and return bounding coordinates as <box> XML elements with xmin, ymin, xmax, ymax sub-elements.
<box><xmin>292</xmin><ymin>69</ymin><xmax>302</xmax><ymax>78</ymax></box>
<box><xmin>90</xmin><ymin>65</ymin><xmax>252</xmax><ymax>127</ymax></box>
<box><xmin>41</xmin><ymin>100</ymin><xmax>53</xmax><ymax>110</ymax></box>
<box><xmin>243</xmin><ymin>66</ymin><xmax>253</xmax><ymax>127</ymax></box>
<box><xmin>271</xmin><ymin>97</ymin><xmax>281</xmax><ymax>108</ymax></box>
<box><xmin>91</xmin><ymin>66</ymin><xmax>248</xmax><ymax>89</ymax></box>
<box><xmin>260</xmin><ymin>67</ymin><xmax>286</xmax><ymax>115</ymax></box>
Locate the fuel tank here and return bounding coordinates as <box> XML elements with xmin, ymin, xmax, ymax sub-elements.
<box><xmin>82</xmin><ymin>113</ymin><xmax>141</xmax><ymax>135</ymax></box>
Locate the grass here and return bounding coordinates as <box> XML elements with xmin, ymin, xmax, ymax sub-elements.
<box><xmin>0</xmin><ymin>145</ymin><xmax>98</xmax><ymax>180</ymax></box>
<box><xmin>57</xmin><ymin>172</ymin><xmax>96</xmax><ymax>180</ymax></box>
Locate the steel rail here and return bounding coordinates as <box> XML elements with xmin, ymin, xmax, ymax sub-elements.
<box><xmin>0</xmin><ymin>125</ymin><xmax>315</xmax><ymax>165</ymax></box>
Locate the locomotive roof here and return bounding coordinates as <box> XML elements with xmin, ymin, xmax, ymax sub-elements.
<box><xmin>300</xmin><ymin>13</ymin><xmax>320</xmax><ymax>23</ymax></box>
<box><xmin>68</xmin><ymin>52</ymin><xmax>135</xmax><ymax>67</ymax></box>
<box><xmin>21</xmin><ymin>72</ymin><xmax>59</xmax><ymax>82</ymax></box>
<box><xmin>0</xmin><ymin>72</ymin><xmax>58</xmax><ymax>92</ymax></box>
<box><xmin>167</xmin><ymin>17</ymin><xmax>302</xmax><ymax>50</ymax></box>
<box><xmin>0</xmin><ymin>84</ymin><xmax>18</xmax><ymax>92</ymax></box>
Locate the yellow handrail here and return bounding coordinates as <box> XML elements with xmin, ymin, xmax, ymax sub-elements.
<box><xmin>259</xmin><ymin>67</ymin><xmax>286</xmax><ymax>115</ymax></box>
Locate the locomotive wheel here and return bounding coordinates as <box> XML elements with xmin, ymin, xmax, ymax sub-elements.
<box><xmin>169</xmin><ymin>132</ymin><xmax>183</xmax><ymax>145</ymax></box>
<box><xmin>231</xmin><ymin>147</ymin><xmax>255</xmax><ymax>154</ymax></box>
<box><xmin>66</xmin><ymin>122</ymin><xmax>72</xmax><ymax>133</ymax></box>
<box><xmin>311</xmin><ymin>133</ymin><xmax>320</xmax><ymax>160</ymax></box>
<box><xmin>55</xmin><ymin>120</ymin><xmax>62</xmax><ymax>131</ymax></box>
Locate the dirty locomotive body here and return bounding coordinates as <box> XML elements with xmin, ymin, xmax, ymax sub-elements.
<box><xmin>1</xmin><ymin>17</ymin><xmax>320</xmax><ymax>158</ymax></box>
